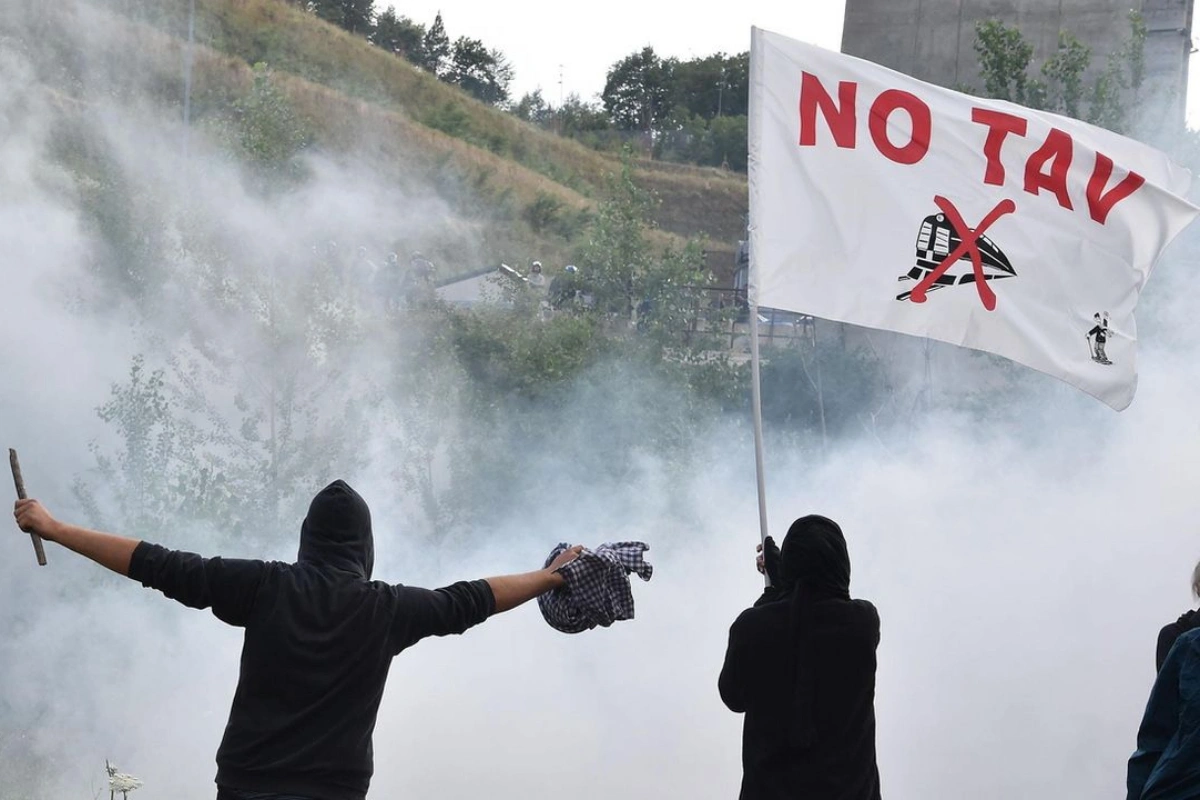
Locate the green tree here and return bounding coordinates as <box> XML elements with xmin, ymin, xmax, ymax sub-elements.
<box><xmin>76</xmin><ymin>236</ymin><xmax>373</xmax><ymax>544</ymax></box>
<box><xmin>1041</xmin><ymin>32</ymin><xmax>1090</xmax><ymax>118</ymax></box>
<box><xmin>372</xmin><ymin>313</ymin><xmax>473</xmax><ymax>531</ymax></box>
<box><xmin>657</xmin><ymin>110</ymin><xmax>708</xmax><ymax>163</ymax></box>
<box><xmin>511</xmin><ymin>89</ymin><xmax>554</xmax><ymax>125</ymax></box>
<box><xmin>557</xmin><ymin>93</ymin><xmax>612</xmax><ymax>136</ymax></box>
<box><xmin>587</xmin><ymin>49</ymin><xmax>751</xmax><ymax>167</ymax></box>
<box><xmin>450</xmin><ymin>309</ymin><xmax>608</xmax><ymax>399</ymax></box>
<box><xmin>225</xmin><ymin>63</ymin><xmax>312</xmax><ymax>189</ymax></box>
<box><xmin>371</xmin><ymin>8</ymin><xmax>425</xmax><ymax>62</ymax></box>
<box><xmin>602</xmin><ymin>46</ymin><xmax>675</xmax><ymax>134</ymax></box>
<box><xmin>577</xmin><ymin>155</ymin><xmax>711</xmax><ymax>341</ymax></box>
<box><xmin>446</xmin><ymin>36</ymin><xmax>513</xmax><ymax>105</ymax></box>
<box><xmin>972</xmin><ymin>15</ymin><xmax>1147</xmax><ymax>134</ymax></box>
<box><xmin>307</xmin><ymin>0</ymin><xmax>375</xmax><ymax>36</ymax></box>
<box><xmin>1125</xmin><ymin>10</ymin><xmax>1147</xmax><ymax>96</ymax></box>
<box><xmin>1085</xmin><ymin>12</ymin><xmax>1147</xmax><ymax>134</ymax></box>
<box><xmin>579</xmin><ymin>159</ymin><xmax>654</xmax><ymax>318</ymax></box>
<box><xmin>1085</xmin><ymin>57</ymin><xmax>1127</xmax><ymax>131</ymax></box>
<box><xmin>517</xmin><ymin>92</ymin><xmax>620</xmax><ymax>152</ymax></box>
<box><xmin>709</xmin><ymin>114</ymin><xmax>749</xmax><ymax>170</ymax></box>
<box><xmin>72</xmin><ymin>355</ymin><xmax>211</xmax><ymax>539</ymax></box>
<box><xmin>718</xmin><ymin>52</ymin><xmax>750</xmax><ymax>117</ymax></box>
<box><xmin>973</xmin><ymin>20</ymin><xmax>1035</xmax><ymax>104</ymax></box>
<box><xmin>419</xmin><ymin>11</ymin><xmax>450</xmax><ymax>76</ymax></box>
<box><xmin>671</xmin><ymin>52</ymin><xmax>748</xmax><ymax>119</ymax></box>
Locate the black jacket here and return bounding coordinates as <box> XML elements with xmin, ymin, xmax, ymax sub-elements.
<box><xmin>128</xmin><ymin>481</ymin><xmax>494</xmax><ymax>800</ymax></box>
<box><xmin>720</xmin><ymin>587</ymin><xmax>881</xmax><ymax>800</ymax></box>
<box><xmin>1156</xmin><ymin>609</ymin><xmax>1200</xmax><ymax>671</ymax></box>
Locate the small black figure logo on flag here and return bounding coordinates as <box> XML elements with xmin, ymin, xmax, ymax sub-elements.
<box><xmin>897</xmin><ymin>198</ymin><xmax>1017</xmax><ymax>309</ymax></box>
<box><xmin>1087</xmin><ymin>312</ymin><xmax>1113</xmax><ymax>365</ymax></box>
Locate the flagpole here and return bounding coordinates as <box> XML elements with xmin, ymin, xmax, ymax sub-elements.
<box><xmin>746</xmin><ymin>26</ymin><xmax>770</xmax><ymax>586</ymax></box>
<box><xmin>748</xmin><ymin>293</ymin><xmax>771</xmax><ymax>586</ymax></box>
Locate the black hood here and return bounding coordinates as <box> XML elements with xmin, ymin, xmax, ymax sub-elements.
<box><xmin>781</xmin><ymin>515</ymin><xmax>851</xmax><ymax>602</ymax></box>
<box><xmin>297</xmin><ymin>480</ymin><xmax>374</xmax><ymax>579</ymax></box>
<box><xmin>781</xmin><ymin>514</ymin><xmax>852</xmax><ymax>750</ymax></box>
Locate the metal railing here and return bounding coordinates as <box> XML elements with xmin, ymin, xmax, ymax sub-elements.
<box><xmin>678</xmin><ymin>287</ymin><xmax>816</xmax><ymax>353</ymax></box>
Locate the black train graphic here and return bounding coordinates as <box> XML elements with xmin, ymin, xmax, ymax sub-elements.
<box><xmin>897</xmin><ymin>211</ymin><xmax>1016</xmax><ymax>301</ymax></box>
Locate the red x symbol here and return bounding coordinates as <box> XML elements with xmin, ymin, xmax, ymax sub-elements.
<box><xmin>909</xmin><ymin>196</ymin><xmax>1017</xmax><ymax>311</ymax></box>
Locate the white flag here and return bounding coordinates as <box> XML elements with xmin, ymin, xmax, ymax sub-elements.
<box><xmin>749</xmin><ymin>27</ymin><xmax>1199</xmax><ymax>410</ymax></box>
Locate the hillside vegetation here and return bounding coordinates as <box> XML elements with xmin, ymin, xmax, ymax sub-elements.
<box><xmin>8</xmin><ymin>0</ymin><xmax>748</xmax><ymax>278</ymax></box>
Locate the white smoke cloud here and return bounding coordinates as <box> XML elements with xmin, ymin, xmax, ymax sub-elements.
<box><xmin>4</xmin><ymin>3</ymin><xmax>1200</xmax><ymax>800</ymax></box>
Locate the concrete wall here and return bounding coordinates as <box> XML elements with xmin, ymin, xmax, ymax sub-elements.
<box><xmin>841</xmin><ymin>0</ymin><xmax>1194</xmax><ymax>132</ymax></box>
<box><xmin>1141</xmin><ymin>0</ymin><xmax>1194</xmax><ymax>131</ymax></box>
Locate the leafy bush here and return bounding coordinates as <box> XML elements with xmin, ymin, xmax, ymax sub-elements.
<box><xmin>522</xmin><ymin>192</ymin><xmax>563</xmax><ymax>233</ymax></box>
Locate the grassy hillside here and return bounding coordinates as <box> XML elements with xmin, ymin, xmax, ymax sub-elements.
<box><xmin>12</xmin><ymin>0</ymin><xmax>748</xmax><ymax>279</ymax></box>
<box><xmin>191</xmin><ymin>0</ymin><xmax>749</xmax><ymax>246</ymax></box>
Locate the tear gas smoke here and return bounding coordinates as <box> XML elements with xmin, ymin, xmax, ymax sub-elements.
<box><xmin>2</xmin><ymin>4</ymin><xmax>1199</xmax><ymax>800</ymax></box>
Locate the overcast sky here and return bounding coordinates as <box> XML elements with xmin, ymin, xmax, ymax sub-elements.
<box><xmin>385</xmin><ymin>0</ymin><xmax>1200</xmax><ymax>127</ymax></box>
<box><xmin>384</xmin><ymin>0</ymin><xmax>848</xmax><ymax>103</ymax></box>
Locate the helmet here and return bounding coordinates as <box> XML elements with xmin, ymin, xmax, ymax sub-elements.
<box><xmin>531</xmin><ymin>261</ymin><xmax>542</xmax><ymax>270</ymax></box>
<box><xmin>564</xmin><ymin>264</ymin><xmax>578</xmax><ymax>273</ymax></box>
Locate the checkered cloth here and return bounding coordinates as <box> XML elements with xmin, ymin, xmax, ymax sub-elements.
<box><xmin>538</xmin><ymin>542</ymin><xmax>653</xmax><ymax>634</ymax></box>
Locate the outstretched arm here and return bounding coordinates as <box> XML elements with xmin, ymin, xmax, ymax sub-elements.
<box><xmin>390</xmin><ymin>546</ymin><xmax>583</xmax><ymax>651</ymax></box>
<box><xmin>14</xmin><ymin>499</ymin><xmax>138</xmax><ymax>576</ymax></box>
<box><xmin>486</xmin><ymin>545</ymin><xmax>582</xmax><ymax>613</ymax></box>
<box><xmin>14</xmin><ymin>498</ymin><xmax>266</xmax><ymax>626</ymax></box>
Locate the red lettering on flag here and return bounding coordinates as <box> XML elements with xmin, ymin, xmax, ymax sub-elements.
<box><xmin>972</xmin><ymin>108</ymin><xmax>1028</xmax><ymax>186</ymax></box>
<box><xmin>1024</xmin><ymin>128</ymin><xmax>1075</xmax><ymax>211</ymax></box>
<box><xmin>868</xmin><ymin>90</ymin><xmax>932</xmax><ymax>165</ymax></box>
<box><xmin>798</xmin><ymin>73</ymin><xmax>857</xmax><ymax>149</ymax></box>
<box><xmin>1087</xmin><ymin>153</ymin><xmax>1146</xmax><ymax>225</ymax></box>
<box><xmin>909</xmin><ymin>197</ymin><xmax>1017</xmax><ymax>311</ymax></box>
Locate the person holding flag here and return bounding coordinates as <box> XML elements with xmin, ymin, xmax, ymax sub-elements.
<box><xmin>719</xmin><ymin>516</ymin><xmax>881</xmax><ymax>800</ymax></box>
<box><xmin>734</xmin><ymin>25</ymin><xmax>1200</xmax><ymax>800</ymax></box>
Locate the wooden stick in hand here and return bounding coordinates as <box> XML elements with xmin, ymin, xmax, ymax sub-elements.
<box><xmin>10</xmin><ymin>449</ymin><xmax>47</xmax><ymax>566</ymax></box>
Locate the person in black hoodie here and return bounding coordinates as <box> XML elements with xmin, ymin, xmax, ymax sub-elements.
<box><xmin>719</xmin><ymin>515</ymin><xmax>881</xmax><ymax>800</ymax></box>
<box><xmin>1155</xmin><ymin>559</ymin><xmax>1200</xmax><ymax>671</ymax></box>
<box><xmin>13</xmin><ymin>481</ymin><xmax>581</xmax><ymax>800</ymax></box>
